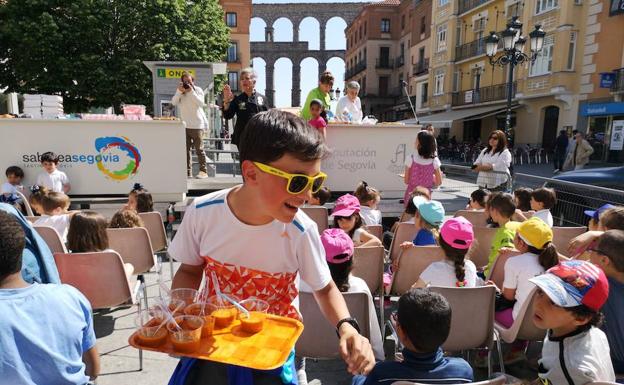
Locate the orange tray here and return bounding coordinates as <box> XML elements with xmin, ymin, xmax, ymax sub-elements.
<box><xmin>128</xmin><ymin>314</ymin><xmax>304</xmax><ymax>370</ymax></box>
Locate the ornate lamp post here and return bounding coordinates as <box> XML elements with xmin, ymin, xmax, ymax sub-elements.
<box><xmin>485</xmin><ymin>16</ymin><xmax>545</xmax><ymax>141</ymax></box>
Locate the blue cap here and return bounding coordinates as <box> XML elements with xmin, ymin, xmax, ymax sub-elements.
<box><xmin>584</xmin><ymin>204</ymin><xmax>615</xmax><ymax>221</ymax></box>
<box><xmin>413</xmin><ymin>198</ymin><xmax>445</xmax><ymax>226</ymax></box>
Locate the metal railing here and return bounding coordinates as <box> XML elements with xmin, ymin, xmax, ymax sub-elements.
<box><xmin>375</xmin><ymin>58</ymin><xmax>393</xmax><ymax>69</ymax></box>
<box><xmin>611</xmin><ymin>67</ymin><xmax>624</xmax><ymax>93</ymax></box>
<box><xmin>413</xmin><ymin>58</ymin><xmax>429</xmax><ymax>76</ymax></box>
<box><xmin>451</xmin><ymin>81</ymin><xmax>516</xmax><ymax>106</ymax></box>
<box><xmin>346</xmin><ymin>59</ymin><xmax>367</xmax><ymax>79</ymax></box>
<box><xmin>455</xmin><ymin>37</ymin><xmax>487</xmax><ymax>61</ymax></box>
<box><xmin>396</xmin><ymin>55</ymin><xmax>405</xmax><ymax>67</ymax></box>
<box><xmin>458</xmin><ymin>0</ymin><xmax>491</xmax><ymax>14</ymax></box>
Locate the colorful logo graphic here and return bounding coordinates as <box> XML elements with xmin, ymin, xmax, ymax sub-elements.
<box><xmin>95</xmin><ymin>136</ymin><xmax>141</xmax><ymax>181</ymax></box>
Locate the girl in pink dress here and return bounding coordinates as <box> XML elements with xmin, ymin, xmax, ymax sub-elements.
<box><xmin>403</xmin><ymin>130</ymin><xmax>442</xmax><ymax>206</ymax></box>
<box><xmin>307</xmin><ymin>99</ymin><xmax>327</xmax><ymax>139</ymax></box>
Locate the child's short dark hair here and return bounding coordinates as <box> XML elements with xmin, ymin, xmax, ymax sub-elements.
<box><xmin>513</xmin><ymin>188</ymin><xmax>533</xmax><ymax>211</ymax></box>
<box><xmin>566</xmin><ymin>304</ymin><xmax>604</xmax><ymax>328</ymax></box>
<box><xmin>596</xmin><ymin>229</ymin><xmax>624</xmax><ymax>273</ymax></box>
<box><xmin>110</xmin><ymin>209</ymin><xmax>145</xmax><ymax>229</ymax></box>
<box><xmin>40</xmin><ymin>151</ymin><xmax>59</xmax><ymax>164</ymax></box>
<box><xmin>5</xmin><ymin>166</ymin><xmax>24</xmax><ymax>178</ymax></box>
<box><xmin>487</xmin><ymin>192</ymin><xmax>516</xmax><ymax>218</ymax></box>
<box><xmin>41</xmin><ymin>192</ymin><xmax>70</xmax><ymax>214</ymax></box>
<box><xmin>417</xmin><ymin>130</ymin><xmax>437</xmax><ymax>159</ymax></box>
<box><xmin>531</xmin><ymin>188</ymin><xmax>557</xmax><ymax>209</ymax></box>
<box><xmin>397</xmin><ymin>288</ymin><xmax>451</xmax><ymax>353</ymax></box>
<box><xmin>309</xmin><ymin>99</ymin><xmax>323</xmax><ymax>109</ymax></box>
<box><xmin>130</xmin><ymin>183</ymin><xmax>153</xmax><ymax>213</ymax></box>
<box><xmin>354</xmin><ymin>181</ymin><xmax>381</xmax><ymax>205</ymax></box>
<box><xmin>600</xmin><ymin>207</ymin><xmax>624</xmax><ymax>231</ymax></box>
<box><xmin>470</xmin><ymin>188</ymin><xmax>489</xmax><ymax>208</ymax></box>
<box><xmin>312</xmin><ymin>186</ymin><xmax>331</xmax><ymax>206</ymax></box>
<box><xmin>0</xmin><ymin>210</ymin><xmax>25</xmax><ymax>281</ymax></box>
<box><xmin>328</xmin><ymin>258</ymin><xmax>353</xmax><ymax>292</ymax></box>
<box><xmin>239</xmin><ymin>110</ymin><xmax>328</xmax><ymax>166</ymax></box>
<box><xmin>67</xmin><ymin>211</ymin><xmax>109</xmax><ymax>253</ymax></box>
<box><xmin>405</xmin><ymin>188</ymin><xmax>430</xmax><ymax>215</ymax></box>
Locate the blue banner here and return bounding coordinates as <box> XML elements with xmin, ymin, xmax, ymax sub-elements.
<box><xmin>600</xmin><ymin>72</ymin><xmax>616</xmax><ymax>88</ymax></box>
<box><xmin>581</xmin><ymin>102</ymin><xmax>624</xmax><ymax>116</ymax></box>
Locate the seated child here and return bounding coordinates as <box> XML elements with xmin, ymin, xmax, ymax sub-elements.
<box><xmin>67</xmin><ymin>211</ymin><xmax>109</xmax><ymax>252</ymax></box>
<box><xmin>516</xmin><ymin>187</ymin><xmax>556</xmax><ymax>227</ymax></box>
<box><xmin>35</xmin><ymin>151</ymin><xmax>70</xmax><ymax>193</ymax></box>
<box><xmin>28</xmin><ymin>185</ymin><xmax>49</xmax><ymax>215</ymax></box>
<box><xmin>465</xmin><ymin>188</ymin><xmax>489</xmax><ymax>210</ymax></box>
<box><xmin>109</xmin><ymin>208</ymin><xmax>145</xmax><ymax>229</ymax></box>
<box><xmin>414</xmin><ymin>216</ymin><xmax>478</xmax><ymax>288</ymax></box>
<box><xmin>567</xmin><ymin>206</ymin><xmax>624</xmax><ymax>256</ymax></box>
<box><xmin>126</xmin><ymin>183</ymin><xmax>153</xmax><ymax>213</ymax></box>
<box><xmin>0</xmin><ymin>210</ymin><xmax>99</xmax><ymax>384</ymax></box>
<box><xmin>589</xmin><ymin>230</ymin><xmax>624</xmax><ymax>373</ymax></box>
<box><xmin>354</xmin><ymin>181</ymin><xmax>382</xmax><ymax>226</ymax></box>
<box><xmin>352</xmin><ymin>288</ymin><xmax>473</xmax><ymax>385</ymax></box>
<box><xmin>530</xmin><ymin>260</ymin><xmax>615</xmax><ymax>384</ymax></box>
<box><xmin>484</xmin><ymin>192</ymin><xmax>521</xmax><ymax>276</ymax></box>
<box><xmin>34</xmin><ymin>191</ymin><xmax>72</xmax><ymax>242</ymax></box>
<box><xmin>1</xmin><ymin>166</ymin><xmax>25</xmax><ymax>208</ymax></box>
<box><xmin>384</xmin><ymin>187</ymin><xmax>432</xmax><ymax>250</ymax></box>
<box><xmin>333</xmin><ymin>194</ymin><xmax>382</xmax><ymax>247</ymax></box>
<box><xmin>400</xmin><ymin>196</ymin><xmax>444</xmax><ymax>249</ymax></box>
<box><xmin>572</xmin><ymin>204</ymin><xmax>616</xmax><ymax>260</ymax></box>
<box><xmin>308</xmin><ymin>99</ymin><xmax>327</xmax><ymax>138</ymax></box>
<box><xmin>308</xmin><ymin>186</ymin><xmax>331</xmax><ymax>206</ymax></box>
<box><xmin>513</xmin><ymin>187</ymin><xmax>532</xmax><ymax>212</ymax></box>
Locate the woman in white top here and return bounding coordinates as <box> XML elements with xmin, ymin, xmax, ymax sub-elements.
<box><xmin>472</xmin><ymin>130</ymin><xmax>512</xmax><ymax>191</ymax></box>
<box><xmin>335</xmin><ymin>81</ymin><xmax>363</xmax><ymax>123</ymax></box>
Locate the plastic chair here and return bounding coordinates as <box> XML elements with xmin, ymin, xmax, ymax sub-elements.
<box><xmin>365</xmin><ymin>224</ymin><xmax>383</xmax><ymax>241</ymax></box>
<box><xmin>470</xmin><ymin>227</ymin><xmax>498</xmax><ymax>269</ymax></box>
<box><xmin>485</xmin><ymin>252</ymin><xmax>513</xmax><ymax>289</ymax></box>
<box><xmin>552</xmin><ymin>226</ymin><xmax>587</xmax><ymax>258</ymax></box>
<box><xmin>429</xmin><ymin>286</ymin><xmax>504</xmax><ymax>376</ymax></box>
<box><xmin>389</xmin><ymin>246</ymin><xmax>446</xmax><ymax>296</ymax></box>
<box><xmin>392</xmin><ymin>374</ymin><xmax>506</xmax><ymax>385</ymax></box>
<box><xmin>296</xmin><ymin>291</ymin><xmax>371</xmax><ymax>358</ymax></box>
<box><xmin>352</xmin><ymin>245</ymin><xmax>385</xmax><ymax>333</ymax></box>
<box><xmin>301</xmin><ymin>206</ymin><xmax>329</xmax><ymax>233</ymax></box>
<box><xmin>15</xmin><ymin>190</ymin><xmax>34</xmax><ymax>216</ymax></box>
<box><xmin>138</xmin><ymin>212</ymin><xmax>171</xmax><ymax>279</ymax></box>
<box><xmin>388</xmin><ymin>222</ymin><xmax>418</xmax><ymax>264</ymax></box>
<box><xmin>454</xmin><ymin>210</ymin><xmax>488</xmax><ymax>227</ymax></box>
<box><xmin>494</xmin><ymin>287</ymin><xmax>546</xmax><ymax>344</ymax></box>
<box><xmin>33</xmin><ymin>225</ymin><xmax>68</xmax><ymax>254</ymax></box>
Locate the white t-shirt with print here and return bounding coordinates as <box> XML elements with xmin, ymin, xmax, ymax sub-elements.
<box><xmin>34</xmin><ymin>214</ymin><xmax>71</xmax><ymax>242</ymax></box>
<box><xmin>503</xmin><ymin>252</ymin><xmax>545</xmax><ymax>319</ymax></box>
<box><xmin>360</xmin><ymin>206</ymin><xmax>382</xmax><ymax>226</ymax></box>
<box><xmin>419</xmin><ymin>259</ymin><xmax>478</xmax><ymax>288</ymax></box>
<box><xmin>533</xmin><ymin>209</ymin><xmax>554</xmax><ymax>228</ymax></box>
<box><xmin>405</xmin><ymin>153</ymin><xmax>442</xmax><ymax>169</ymax></box>
<box><xmin>36</xmin><ymin>170</ymin><xmax>69</xmax><ymax>193</ymax></box>
<box><xmin>169</xmin><ymin>188</ymin><xmax>332</xmax><ymax>312</ymax></box>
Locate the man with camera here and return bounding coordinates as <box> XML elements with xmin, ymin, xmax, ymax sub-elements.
<box><xmin>172</xmin><ymin>72</ymin><xmax>209</xmax><ymax>179</ymax></box>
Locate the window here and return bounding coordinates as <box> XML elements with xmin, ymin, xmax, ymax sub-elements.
<box><xmin>420</xmin><ymin>16</ymin><xmax>426</xmax><ymax>34</ymax></box>
<box><xmin>227</xmin><ymin>42</ymin><xmax>238</xmax><ymax>62</ymax></box>
<box><xmin>381</xmin><ymin>19</ymin><xmax>390</xmax><ymax>33</ymax></box>
<box><xmin>456</xmin><ymin>24</ymin><xmax>462</xmax><ymax>46</ymax></box>
<box><xmin>437</xmin><ymin>25</ymin><xmax>447</xmax><ymax>52</ymax></box>
<box><xmin>452</xmin><ymin>71</ymin><xmax>460</xmax><ymax>92</ymax></box>
<box><xmin>364</xmin><ymin>22</ymin><xmax>367</xmax><ymax>35</ymax></box>
<box><xmin>473</xmin><ymin>17</ymin><xmax>486</xmax><ymax>32</ymax></box>
<box><xmin>226</xmin><ymin>12</ymin><xmax>237</xmax><ymax>27</ymax></box>
<box><xmin>228</xmin><ymin>72</ymin><xmax>239</xmax><ymax>91</ymax></box>
<box><xmin>422</xmin><ymin>82</ymin><xmax>428</xmax><ymax>103</ymax></box>
<box><xmin>535</xmin><ymin>0</ymin><xmax>559</xmax><ymax>15</ymax></box>
<box><xmin>402</xmin><ymin>15</ymin><xmax>406</xmax><ymax>30</ymax></box>
<box><xmin>439</xmin><ymin>0</ymin><xmax>449</xmax><ymax>5</ymax></box>
<box><xmin>507</xmin><ymin>1</ymin><xmax>524</xmax><ymax>18</ymax></box>
<box><xmin>434</xmin><ymin>71</ymin><xmax>444</xmax><ymax>95</ymax></box>
<box><xmin>566</xmin><ymin>32</ymin><xmax>577</xmax><ymax>70</ymax></box>
<box><xmin>418</xmin><ymin>47</ymin><xmax>425</xmax><ymax>64</ymax></box>
<box><xmin>530</xmin><ymin>35</ymin><xmax>554</xmax><ymax>76</ymax></box>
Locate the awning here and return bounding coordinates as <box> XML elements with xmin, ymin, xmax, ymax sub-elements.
<box><xmin>464</xmin><ymin>104</ymin><xmax>522</xmax><ymax>121</ymax></box>
<box><xmin>401</xmin><ymin>104</ymin><xmax>518</xmax><ymax>127</ymax></box>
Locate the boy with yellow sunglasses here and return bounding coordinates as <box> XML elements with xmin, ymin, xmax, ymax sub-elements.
<box><xmin>168</xmin><ymin>109</ymin><xmax>375</xmax><ymax>384</ymax></box>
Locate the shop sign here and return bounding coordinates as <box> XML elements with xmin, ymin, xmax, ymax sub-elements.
<box><xmin>156</xmin><ymin>68</ymin><xmax>196</xmax><ymax>78</ymax></box>
<box><xmin>610</xmin><ymin>0</ymin><xmax>624</xmax><ymax>16</ymax></box>
<box><xmin>464</xmin><ymin>90</ymin><xmax>473</xmax><ymax>103</ymax></box>
<box><xmin>600</xmin><ymin>72</ymin><xmax>616</xmax><ymax>88</ymax></box>
<box><xmin>581</xmin><ymin>102</ymin><xmax>624</xmax><ymax>116</ymax></box>
<box><xmin>611</xmin><ymin>120</ymin><xmax>624</xmax><ymax>151</ymax></box>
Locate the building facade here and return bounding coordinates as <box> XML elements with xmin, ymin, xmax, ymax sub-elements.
<box><xmin>219</xmin><ymin>0</ymin><xmax>252</xmax><ymax>93</ymax></box>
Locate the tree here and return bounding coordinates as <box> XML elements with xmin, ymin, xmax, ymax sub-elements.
<box><xmin>0</xmin><ymin>0</ymin><xmax>230</xmax><ymax>113</ymax></box>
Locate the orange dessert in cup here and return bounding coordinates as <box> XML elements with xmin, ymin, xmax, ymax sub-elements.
<box><xmin>184</xmin><ymin>303</ymin><xmax>217</xmax><ymax>337</ymax></box>
<box><xmin>238</xmin><ymin>298</ymin><xmax>269</xmax><ymax>334</ymax></box>
<box><xmin>208</xmin><ymin>294</ymin><xmax>240</xmax><ymax>329</ymax></box>
<box><xmin>167</xmin><ymin>315</ymin><xmax>204</xmax><ymax>353</ymax></box>
<box><xmin>135</xmin><ymin>317</ymin><xmax>168</xmax><ymax>347</ymax></box>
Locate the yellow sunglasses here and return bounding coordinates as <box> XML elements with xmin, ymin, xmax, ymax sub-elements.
<box><xmin>253</xmin><ymin>162</ymin><xmax>327</xmax><ymax>195</ymax></box>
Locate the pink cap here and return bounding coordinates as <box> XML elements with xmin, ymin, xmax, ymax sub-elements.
<box><xmin>332</xmin><ymin>194</ymin><xmax>360</xmax><ymax>217</ymax></box>
<box><xmin>321</xmin><ymin>228</ymin><xmax>354</xmax><ymax>263</ymax></box>
<box><xmin>440</xmin><ymin>216</ymin><xmax>474</xmax><ymax>250</ymax></box>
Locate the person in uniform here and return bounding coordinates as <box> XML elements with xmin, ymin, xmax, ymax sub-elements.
<box><xmin>222</xmin><ymin>68</ymin><xmax>270</xmax><ymax>147</ymax></box>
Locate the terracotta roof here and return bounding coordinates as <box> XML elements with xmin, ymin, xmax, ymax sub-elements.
<box><xmin>366</xmin><ymin>0</ymin><xmax>400</xmax><ymax>7</ymax></box>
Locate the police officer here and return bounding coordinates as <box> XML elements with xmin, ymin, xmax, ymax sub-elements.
<box><xmin>222</xmin><ymin>68</ymin><xmax>270</xmax><ymax>147</ymax></box>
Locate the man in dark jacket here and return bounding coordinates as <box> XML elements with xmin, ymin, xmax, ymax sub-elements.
<box><xmin>553</xmin><ymin>129</ymin><xmax>569</xmax><ymax>173</ymax></box>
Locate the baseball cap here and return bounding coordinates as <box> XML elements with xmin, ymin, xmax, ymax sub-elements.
<box><xmin>529</xmin><ymin>260</ymin><xmax>609</xmax><ymax>312</ymax></box>
<box><xmin>584</xmin><ymin>204</ymin><xmax>615</xmax><ymax>222</ymax></box>
<box><xmin>440</xmin><ymin>217</ymin><xmax>474</xmax><ymax>250</ymax></box>
<box><xmin>517</xmin><ymin>217</ymin><xmax>553</xmax><ymax>249</ymax></box>
<box><xmin>413</xmin><ymin>197</ymin><xmax>445</xmax><ymax>226</ymax></box>
<box><xmin>321</xmin><ymin>228</ymin><xmax>354</xmax><ymax>263</ymax></box>
<box><xmin>332</xmin><ymin>194</ymin><xmax>360</xmax><ymax>217</ymax></box>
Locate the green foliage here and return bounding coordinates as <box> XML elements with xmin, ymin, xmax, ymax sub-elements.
<box><xmin>0</xmin><ymin>0</ymin><xmax>230</xmax><ymax>113</ymax></box>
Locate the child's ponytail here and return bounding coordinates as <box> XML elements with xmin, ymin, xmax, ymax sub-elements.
<box><xmin>529</xmin><ymin>242</ymin><xmax>559</xmax><ymax>270</ymax></box>
<box><xmin>439</xmin><ymin>236</ymin><xmax>468</xmax><ymax>286</ymax></box>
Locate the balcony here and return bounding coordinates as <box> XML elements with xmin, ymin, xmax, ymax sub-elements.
<box><xmin>611</xmin><ymin>68</ymin><xmax>624</xmax><ymax>94</ymax></box>
<box><xmin>376</xmin><ymin>58</ymin><xmax>393</xmax><ymax>69</ymax></box>
<box><xmin>388</xmin><ymin>86</ymin><xmax>403</xmax><ymax>97</ymax></box>
<box><xmin>455</xmin><ymin>37</ymin><xmax>486</xmax><ymax>62</ymax></box>
<box><xmin>396</xmin><ymin>55</ymin><xmax>405</xmax><ymax>67</ymax></box>
<box><xmin>451</xmin><ymin>82</ymin><xmax>517</xmax><ymax>106</ymax></box>
<box><xmin>345</xmin><ymin>60</ymin><xmax>367</xmax><ymax>79</ymax></box>
<box><xmin>458</xmin><ymin>0</ymin><xmax>491</xmax><ymax>15</ymax></box>
<box><xmin>413</xmin><ymin>58</ymin><xmax>429</xmax><ymax>76</ymax></box>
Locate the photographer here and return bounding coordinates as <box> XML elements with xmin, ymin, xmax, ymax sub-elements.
<box><xmin>171</xmin><ymin>72</ymin><xmax>209</xmax><ymax>179</ymax></box>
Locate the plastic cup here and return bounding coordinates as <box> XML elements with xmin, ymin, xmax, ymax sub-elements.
<box><xmin>169</xmin><ymin>288</ymin><xmax>198</xmax><ymax>306</ymax></box>
<box><xmin>208</xmin><ymin>294</ymin><xmax>240</xmax><ymax>329</ymax></box>
<box><xmin>167</xmin><ymin>315</ymin><xmax>204</xmax><ymax>353</ymax></box>
<box><xmin>238</xmin><ymin>298</ymin><xmax>269</xmax><ymax>334</ymax></box>
<box><xmin>165</xmin><ymin>299</ymin><xmax>186</xmax><ymax>316</ymax></box>
<box><xmin>184</xmin><ymin>303</ymin><xmax>217</xmax><ymax>337</ymax></box>
<box><xmin>135</xmin><ymin>312</ymin><xmax>168</xmax><ymax>347</ymax></box>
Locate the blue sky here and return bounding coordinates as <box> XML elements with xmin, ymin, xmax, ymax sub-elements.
<box><xmin>250</xmin><ymin>0</ymin><xmax>378</xmax><ymax>107</ymax></box>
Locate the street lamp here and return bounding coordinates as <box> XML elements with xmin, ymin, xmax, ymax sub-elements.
<box><xmin>486</xmin><ymin>16</ymin><xmax>545</xmax><ymax>142</ymax></box>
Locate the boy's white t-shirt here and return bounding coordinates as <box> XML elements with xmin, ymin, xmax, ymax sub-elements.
<box><xmin>419</xmin><ymin>259</ymin><xmax>478</xmax><ymax>288</ymax></box>
<box><xmin>36</xmin><ymin>170</ymin><xmax>68</xmax><ymax>193</ymax></box>
<box><xmin>503</xmin><ymin>252</ymin><xmax>545</xmax><ymax>319</ymax></box>
<box><xmin>360</xmin><ymin>206</ymin><xmax>382</xmax><ymax>226</ymax></box>
<box><xmin>404</xmin><ymin>153</ymin><xmax>442</xmax><ymax>169</ymax></box>
<box><xmin>169</xmin><ymin>188</ymin><xmax>332</xmax><ymax>317</ymax></box>
<box><xmin>34</xmin><ymin>214</ymin><xmax>71</xmax><ymax>242</ymax></box>
<box><xmin>533</xmin><ymin>209</ymin><xmax>554</xmax><ymax>228</ymax></box>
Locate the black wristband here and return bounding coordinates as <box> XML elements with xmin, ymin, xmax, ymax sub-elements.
<box><xmin>336</xmin><ymin>317</ymin><xmax>361</xmax><ymax>338</ymax></box>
